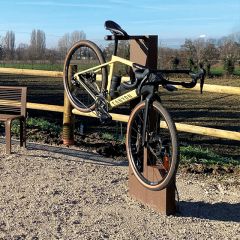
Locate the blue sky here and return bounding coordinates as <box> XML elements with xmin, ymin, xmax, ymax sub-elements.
<box><xmin>0</xmin><ymin>0</ymin><xmax>239</xmax><ymax>48</ymax></box>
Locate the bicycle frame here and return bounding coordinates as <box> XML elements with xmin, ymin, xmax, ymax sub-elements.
<box><xmin>63</xmin><ymin>20</ymin><xmax>205</xmax><ymax>191</ymax></box>
<box><xmin>73</xmin><ymin>55</ymin><xmax>139</xmax><ymax>111</ymax></box>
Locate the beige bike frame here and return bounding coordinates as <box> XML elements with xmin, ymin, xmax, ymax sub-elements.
<box><xmin>74</xmin><ymin>55</ymin><xmax>139</xmax><ymax>111</ymax></box>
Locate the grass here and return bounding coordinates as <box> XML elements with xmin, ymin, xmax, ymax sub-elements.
<box><xmin>6</xmin><ymin>117</ymin><xmax>61</xmax><ymax>136</ymax></box>
<box><xmin>210</xmin><ymin>65</ymin><xmax>240</xmax><ymax>76</ymax></box>
<box><xmin>101</xmin><ymin>131</ymin><xmax>125</xmax><ymax>143</ymax></box>
<box><xmin>234</xmin><ymin>67</ymin><xmax>240</xmax><ymax>76</ymax></box>
<box><xmin>26</xmin><ymin>117</ymin><xmax>61</xmax><ymax>133</ymax></box>
<box><xmin>210</xmin><ymin>66</ymin><xmax>224</xmax><ymax>76</ymax></box>
<box><xmin>0</xmin><ymin>63</ymin><xmax>63</xmax><ymax>71</ymax></box>
<box><xmin>101</xmin><ymin>132</ymin><xmax>116</xmax><ymax>141</ymax></box>
<box><xmin>180</xmin><ymin>145</ymin><xmax>239</xmax><ymax>166</ymax></box>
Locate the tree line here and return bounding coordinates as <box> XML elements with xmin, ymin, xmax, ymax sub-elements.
<box><xmin>0</xmin><ymin>29</ymin><xmax>86</xmax><ymax>63</ymax></box>
<box><xmin>159</xmin><ymin>35</ymin><xmax>240</xmax><ymax>76</ymax></box>
<box><xmin>0</xmin><ymin>29</ymin><xmax>240</xmax><ymax>76</ymax></box>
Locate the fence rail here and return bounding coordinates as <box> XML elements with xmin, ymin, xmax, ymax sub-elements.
<box><xmin>0</xmin><ymin>67</ymin><xmax>63</xmax><ymax>78</ymax></box>
<box><xmin>0</xmin><ymin>67</ymin><xmax>240</xmax><ymax>141</ymax></box>
<box><xmin>177</xmin><ymin>83</ymin><xmax>240</xmax><ymax>95</ymax></box>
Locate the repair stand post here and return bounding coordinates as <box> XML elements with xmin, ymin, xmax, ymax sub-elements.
<box><xmin>129</xmin><ymin>35</ymin><xmax>176</xmax><ymax>215</ymax></box>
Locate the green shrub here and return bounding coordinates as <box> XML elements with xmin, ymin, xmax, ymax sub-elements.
<box><xmin>8</xmin><ymin>117</ymin><xmax>61</xmax><ymax>137</ymax></box>
<box><xmin>223</xmin><ymin>58</ymin><xmax>235</xmax><ymax>76</ymax></box>
<box><xmin>27</xmin><ymin>117</ymin><xmax>61</xmax><ymax>133</ymax></box>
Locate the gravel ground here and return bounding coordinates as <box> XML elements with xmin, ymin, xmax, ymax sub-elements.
<box><xmin>0</xmin><ymin>141</ymin><xmax>239</xmax><ymax>240</ymax></box>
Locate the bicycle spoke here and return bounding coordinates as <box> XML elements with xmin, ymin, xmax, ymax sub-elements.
<box><xmin>127</xmin><ymin>101</ymin><xmax>179</xmax><ymax>190</ymax></box>
<box><xmin>63</xmin><ymin>40</ymin><xmax>107</xmax><ymax>112</ymax></box>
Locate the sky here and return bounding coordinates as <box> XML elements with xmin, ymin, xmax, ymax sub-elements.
<box><xmin>0</xmin><ymin>0</ymin><xmax>239</xmax><ymax>48</ymax></box>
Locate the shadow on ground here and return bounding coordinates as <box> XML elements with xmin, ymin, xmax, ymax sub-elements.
<box><xmin>0</xmin><ymin>139</ymin><xmax>128</xmax><ymax>167</ymax></box>
<box><xmin>178</xmin><ymin>201</ymin><xmax>240</xmax><ymax>223</ymax></box>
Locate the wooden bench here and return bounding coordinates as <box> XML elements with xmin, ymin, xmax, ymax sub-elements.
<box><xmin>0</xmin><ymin>86</ymin><xmax>27</xmax><ymax>154</ymax></box>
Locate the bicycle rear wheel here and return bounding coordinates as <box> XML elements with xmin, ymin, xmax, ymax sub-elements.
<box><xmin>63</xmin><ymin>40</ymin><xmax>107</xmax><ymax>112</ymax></box>
<box><xmin>126</xmin><ymin>101</ymin><xmax>179</xmax><ymax>191</ymax></box>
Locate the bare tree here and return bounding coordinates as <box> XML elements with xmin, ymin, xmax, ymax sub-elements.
<box><xmin>58</xmin><ymin>30</ymin><xmax>86</xmax><ymax>59</ymax></box>
<box><xmin>103</xmin><ymin>40</ymin><xmax>129</xmax><ymax>60</ymax></box>
<box><xmin>181</xmin><ymin>38</ymin><xmax>220</xmax><ymax>73</ymax></box>
<box><xmin>58</xmin><ymin>33</ymin><xmax>71</xmax><ymax>59</ymax></box>
<box><xmin>37</xmin><ymin>30</ymin><xmax>46</xmax><ymax>58</ymax></box>
<box><xmin>29</xmin><ymin>29</ymin><xmax>46</xmax><ymax>60</ymax></box>
<box><xmin>220</xmin><ymin>40</ymin><xmax>240</xmax><ymax>60</ymax></box>
<box><xmin>194</xmin><ymin>39</ymin><xmax>206</xmax><ymax>64</ymax></box>
<box><xmin>0</xmin><ymin>36</ymin><xmax>3</xmax><ymax>60</ymax></box>
<box><xmin>16</xmin><ymin>43</ymin><xmax>29</xmax><ymax>60</ymax></box>
<box><xmin>181</xmin><ymin>39</ymin><xmax>206</xmax><ymax>66</ymax></box>
<box><xmin>220</xmin><ymin>39</ymin><xmax>240</xmax><ymax>76</ymax></box>
<box><xmin>203</xmin><ymin>41</ymin><xmax>220</xmax><ymax>61</ymax></box>
<box><xmin>158</xmin><ymin>47</ymin><xmax>181</xmax><ymax>69</ymax></box>
<box><xmin>45</xmin><ymin>48</ymin><xmax>59</xmax><ymax>65</ymax></box>
<box><xmin>3</xmin><ymin>31</ymin><xmax>15</xmax><ymax>60</ymax></box>
<box><xmin>70</xmin><ymin>31</ymin><xmax>86</xmax><ymax>45</ymax></box>
<box><xmin>181</xmin><ymin>39</ymin><xmax>196</xmax><ymax>61</ymax></box>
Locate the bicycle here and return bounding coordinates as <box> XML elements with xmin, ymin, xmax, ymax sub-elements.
<box><xmin>63</xmin><ymin>20</ymin><xmax>205</xmax><ymax>191</ymax></box>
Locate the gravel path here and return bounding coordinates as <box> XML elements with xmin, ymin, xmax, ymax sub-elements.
<box><xmin>0</xmin><ymin>141</ymin><xmax>239</xmax><ymax>240</ymax></box>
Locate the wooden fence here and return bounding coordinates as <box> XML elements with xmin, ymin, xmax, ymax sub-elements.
<box><xmin>0</xmin><ymin>67</ymin><xmax>240</xmax><ymax>141</ymax></box>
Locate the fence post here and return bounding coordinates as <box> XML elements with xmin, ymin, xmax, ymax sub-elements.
<box><xmin>62</xmin><ymin>65</ymin><xmax>76</xmax><ymax>145</ymax></box>
<box><xmin>129</xmin><ymin>36</ymin><xmax>176</xmax><ymax>215</ymax></box>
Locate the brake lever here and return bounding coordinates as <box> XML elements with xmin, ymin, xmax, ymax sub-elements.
<box><xmin>188</xmin><ymin>68</ymin><xmax>206</xmax><ymax>94</ymax></box>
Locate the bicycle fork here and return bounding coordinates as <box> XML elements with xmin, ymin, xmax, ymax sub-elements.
<box><xmin>141</xmin><ymin>92</ymin><xmax>154</xmax><ymax>147</ymax></box>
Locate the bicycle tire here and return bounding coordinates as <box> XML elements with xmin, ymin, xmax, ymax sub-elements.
<box><xmin>63</xmin><ymin>40</ymin><xmax>107</xmax><ymax>112</ymax></box>
<box><xmin>126</xmin><ymin>101</ymin><xmax>179</xmax><ymax>191</ymax></box>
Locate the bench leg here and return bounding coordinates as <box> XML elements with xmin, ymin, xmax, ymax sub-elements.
<box><xmin>5</xmin><ymin>120</ymin><xmax>12</xmax><ymax>154</ymax></box>
<box><xmin>20</xmin><ymin>119</ymin><xmax>26</xmax><ymax>148</ymax></box>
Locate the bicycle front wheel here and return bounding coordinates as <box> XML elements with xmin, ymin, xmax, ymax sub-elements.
<box><xmin>126</xmin><ymin>101</ymin><xmax>179</xmax><ymax>191</ymax></box>
<box><xmin>63</xmin><ymin>40</ymin><xmax>107</xmax><ymax>112</ymax></box>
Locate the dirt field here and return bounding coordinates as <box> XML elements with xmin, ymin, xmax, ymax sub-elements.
<box><xmin>0</xmin><ymin>141</ymin><xmax>239</xmax><ymax>239</ymax></box>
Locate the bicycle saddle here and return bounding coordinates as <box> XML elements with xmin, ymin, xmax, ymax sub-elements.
<box><xmin>105</xmin><ymin>20</ymin><xmax>128</xmax><ymax>37</ymax></box>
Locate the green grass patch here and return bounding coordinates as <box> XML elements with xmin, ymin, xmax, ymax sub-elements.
<box><xmin>26</xmin><ymin>117</ymin><xmax>61</xmax><ymax>133</ymax></box>
<box><xmin>101</xmin><ymin>132</ymin><xmax>116</xmax><ymax>141</ymax></box>
<box><xmin>210</xmin><ymin>67</ymin><xmax>223</xmax><ymax>76</ymax></box>
<box><xmin>180</xmin><ymin>145</ymin><xmax>239</xmax><ymax>166</ymax></box>
<box><xmin>234</xmin><ymin>66</ymin><xmax>240</xmax><ymax>76</ymax></box>
<box><xmin>211</xmin><ymin>65</ymin><xmax>240</xmax><ymax>76</ymax></box>
<box><xmin>101</xmin><ymin>132</ymin><xmax>125</xmax><ymax>143</ymax></box>
<box><xmin>0</xmin><ymin>63</ymin><xmax>63</xmax><ymax>71</ymax></box>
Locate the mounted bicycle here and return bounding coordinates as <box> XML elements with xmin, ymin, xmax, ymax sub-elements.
<box><xmin>63</xmin><ymin>20</ymin><xmax>205</xmax><ymax>191</ymax></box>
